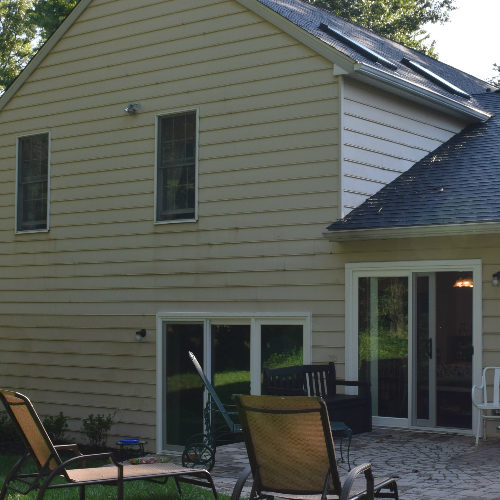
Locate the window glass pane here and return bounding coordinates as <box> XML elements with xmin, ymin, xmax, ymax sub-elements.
<box><xmin>211</xmin><ymin>325</ymin><xmax>250</xmax><ymax>405</ymax></box>
<box><xmin>261</xmin><ymin>325</ymin><xmax>303</xmax><ymax>371</ymax></box>
<box><xmin>165</xmin><ymin>323</ymin><xmax>204</xmax><ymax>447</ymax></box>
<box><xmin>157</xmin><ymin>111</ymin><xmax>196</xmax><ymax>221</ymax></box>
<box><xmin>358</xmin><ymin>277</ymin><xmax>408</xmax><ymax>418</ymax></box>
<box><xmin>17</xmin><ymin>133</ymin><xmax>48</xmax><ymax>231</ymax></box>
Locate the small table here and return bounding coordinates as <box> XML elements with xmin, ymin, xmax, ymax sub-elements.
<box><xmin>116</xmin><ymin>439</ymin><xmax>147</xmax><ymax>460</ymax></box>
<box><xmin>330</xmin><ymin>421</ymin><xmax>352</xmax><ymax>470</ymax></box>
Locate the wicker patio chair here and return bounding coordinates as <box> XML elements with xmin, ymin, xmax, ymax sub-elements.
<box><xmin>231</xmin><ymin>395</ymin><xmax>398</xmax><ymax>500</ymax></box>
<box><xmin>0</xmin><ymin>390</ymin><xmax>218</xmax><ymax>500</ymax></box>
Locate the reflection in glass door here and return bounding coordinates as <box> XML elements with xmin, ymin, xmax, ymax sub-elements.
<box><xmin>358</xmin><ymin>277</ymin><xmax>409</xmax><ymax>422</ymax></box>
<box><xmin>162</xmin><ymin>316</ymin><xmax>309</xmax><ymax>449</ymax></box>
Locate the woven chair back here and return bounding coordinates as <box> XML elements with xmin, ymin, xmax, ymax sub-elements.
<box><xmin>235</xmin><ymin>394</ymin><xmax>342</xmax><ymax>497</ymax></box>
<box><xmin>0</xmin><ymin>390</ymin><xmax>61</xmax><ymax>472</ymax></box>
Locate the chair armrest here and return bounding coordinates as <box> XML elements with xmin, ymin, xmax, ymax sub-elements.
<box><xmin>471</xmin><ymin>384</ymin><xmax>483</xmax><ymax>407</ymax></box>
<box><xmin>334</xmin><ymin>380</ymin><xmax>370</xmax><ymax>396</ymax></box>
<box><xmin>339</xmin><ymin>462</ymin><xmax>374</xmax><ymax>500</ymax></box>
<box><xmin>54</xmin><ymin>443</ymin><xmax>83</xmax><ymax>456</ymax></box>
<box><xmin>230</xmin><ymin>465</ymin><xmax>252</xmax><ymax>500</ymax></box>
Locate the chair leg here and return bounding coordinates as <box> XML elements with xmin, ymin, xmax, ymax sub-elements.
<box><xmin>79</xmin><ymin>484</ymin><xmax>85</xmax><ymax>500</ymax></box>
<box><xmin>475</xmin><ymin>413</ymin><xmax>482</xmax><ymax>445</ymax></box>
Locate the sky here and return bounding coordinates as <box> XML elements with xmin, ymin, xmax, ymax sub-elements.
<box><xmin>424</xmin><ymin>0</ymin><xmax>499</xmax><ymax>82</ymax></box>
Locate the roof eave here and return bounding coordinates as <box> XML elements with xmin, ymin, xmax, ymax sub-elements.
<box><xmin>354</xmin><ymin>64</ymin><xmax>492</xmax><ymax>123</ymax></box>
<box><xmin>0</xmin><ymin>0</ymin><xmax>92</xmax><ymax>112</ymax></box>
<box><xmin>324</xmin><ymin>222</ymin><xmax>500</xmax><ymax>242</ymax></box>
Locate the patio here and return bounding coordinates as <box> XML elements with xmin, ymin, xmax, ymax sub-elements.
<box><xmin>184</xmin><ymin>428</ymin><xmax>500</xmax><ymax>499</ymax></box>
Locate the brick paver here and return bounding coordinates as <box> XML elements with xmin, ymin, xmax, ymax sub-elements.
<box><xmin>202</xmin><ymin>428</ymin><xmax>500</xmax><ymax>499</ymax></box>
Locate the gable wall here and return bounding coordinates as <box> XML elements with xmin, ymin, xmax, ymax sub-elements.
<box><xmin>341</xmin><ymin>78</ymin><xmax>466</xmax><ymax>216</ymax></box>
<box><xmin>0</xmin><ymin>0</ymin><xmax>341</xmax><ymax>447</ymax></box>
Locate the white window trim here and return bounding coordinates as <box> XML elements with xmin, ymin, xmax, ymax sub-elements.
<box><xmin>15</xmin><ymin>131</ymin><xmax>51</xmax><ymax>234</ymax></box>
<box><xmin>345</xmin><ymin>259</ymin><xmax>482</xmax><ymax>432</ymax></box>
<box><xmin>154</xmin><ymin>107</ymin><xmax>199</xmax><ymax>225</ymax></box>
<box><xmin>155</xmin><ymin>311</ymin><xmax>312</xmax><ymax>452</ymax></box>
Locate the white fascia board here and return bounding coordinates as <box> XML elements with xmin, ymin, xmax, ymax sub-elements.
<box><xmin>0</xmin><ymin>0</ymin><xmax>93</xmax><ymax>112</ymax></box>
<box><xmin>323</xmin><ymin>222</ymin><xmax>500</xmax><ymax>242</ymax></box>
<box><xmin>354</xmin><ymin>64</ymin><xmax>492</xmax><ymax>123</ymax></box>
<box><xmin>235</xmin><ymin>0</ymin><xmax>356</xmax><ymax>74</ymax></box>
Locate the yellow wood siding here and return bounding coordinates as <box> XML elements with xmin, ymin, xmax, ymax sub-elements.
<box><xmin>0</xmin><ymin>0</ymin><xmax>341</xmax><ymax>447</ymax></box>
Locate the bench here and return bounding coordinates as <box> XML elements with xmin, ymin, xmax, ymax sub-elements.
<box><xmin>262</xmin><ymin>363</ymin><xmax>372</xmax><ymax>434</ymax></box>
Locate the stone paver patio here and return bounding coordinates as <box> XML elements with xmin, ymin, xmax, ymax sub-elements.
<box><xmin>194</xmin><ymin>428</ymin><xmax>500</xmax><ymax>499</ymax></box>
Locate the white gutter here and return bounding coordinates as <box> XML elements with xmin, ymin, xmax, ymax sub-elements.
<box><xmin>324</xmin><ymin>222</ymin><xmax>500</xmax><ymax>242</ymax></box>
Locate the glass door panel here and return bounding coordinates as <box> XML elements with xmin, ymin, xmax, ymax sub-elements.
<box><xmin>211</xmin><ymin>325</ymin><xmax>251</xmax><ymax>404</ymax></box>
<box><xmin>358</xmin><ymin>277</ymin><xmax>408</xmax><ymax>419</ymax></box>
<box><xmin>165</xmin><ymin>323</ymin><xmax>204</xmax><ymax>446</ymax></box>
<box><xmin>261</xmin><ymin>324</ymin><xmax>303</xmax><ymax>371</ymax></box>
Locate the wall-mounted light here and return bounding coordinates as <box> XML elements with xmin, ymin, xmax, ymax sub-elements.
<box><xmin>493</xmin><ymin>272</ymin><xmax>500</xmax><ymax>287</ymax></box>
<box><xmin>135</xmin><ymin>329</ymin><xmax>147</xmax><ymax>341</ymax></box>
<box><xmin>124</xmin><ymin>103</ymin><xmax>140</xmax><ymax>115</ymax></box>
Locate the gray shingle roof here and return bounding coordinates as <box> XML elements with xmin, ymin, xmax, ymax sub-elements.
<box><xmin>327</xmin><ymin>92</ymin><xmax>500</xmax><ymax>232</ymax></box>
<box><xmin>257</xmin><ymin>0</ymin><xmax>496</xmax><ymax>113</ymax></box>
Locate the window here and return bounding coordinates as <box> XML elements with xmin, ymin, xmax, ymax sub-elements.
<box><xmin>156</xmin><ymin>111</ymin><xmax>197</xmax><ymax>222</ymax></box>
<box><xmin>17</xmin><ymin>133</ymin><xmax>49</xmax><ymax>232</ymax></box>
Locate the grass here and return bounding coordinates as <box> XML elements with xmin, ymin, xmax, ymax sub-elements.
<box><xmin>0</xmin><ymin>453</ymin><xmax>225</xmax><ymax>499</ymax></box>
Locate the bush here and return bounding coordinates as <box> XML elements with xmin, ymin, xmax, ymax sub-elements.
<box><xmin>81</xmin><ymin>413</ymin><xmax>114</xmax><ymax>449</ymax></box>
<box><xmin>43</xmin><ymin>412</ymin><xmax>69</xmax><ymax>443</ymax></box>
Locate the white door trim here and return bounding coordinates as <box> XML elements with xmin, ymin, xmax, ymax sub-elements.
<box><xmin>345</xmin><ymin>259</ymin><xmax>482</xmax><ymax>432</ymax></box>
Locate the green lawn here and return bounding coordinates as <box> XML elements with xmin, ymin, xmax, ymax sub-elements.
<box><xmin>0</xmin><ymin>454</ymin><xmax>224</xmax><ymax>500</ymax></box>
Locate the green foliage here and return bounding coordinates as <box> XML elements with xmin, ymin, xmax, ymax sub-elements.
<box><xmin>81</xmin><ymin>413</ymin><xmax>114</xmax><ymax>449</ymax></box>
<box><xmin>0</xmin><ymin>411</ymin><xmax>16</xmax><ymax>441</ymax></box>
<box><xmin>42</xmin><ymin>412</ymin><xmax>69</xmax><ymax>443</ymax></box>
<box><xmin>0</xmin><ymin>0</ymin><xmax>37</xmax><ymax>91</ymax></box>
<box><xmin>29</xmin><ymin>0</ymin><xmax>78</xmax><ymax>41</ymax></box>
<box><xmin>491</xmin><ymin>63</ymin><xmax>500</xmax><ymax>88</ymax></box>
<box><xmin>306</xmin><ymin>0</ymin><xmax>456</xmax><ymax>56</ymax></box>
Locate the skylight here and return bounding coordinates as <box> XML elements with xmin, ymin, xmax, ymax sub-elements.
<box><xmin>401</xmin><ymin>57</ymin><xmax>471</xmax><ymax>99</ymax></box>
<box><xmin>319</xmin><ymin>23</ymin><xmax>398</xmax><ymax>71</ymax></box>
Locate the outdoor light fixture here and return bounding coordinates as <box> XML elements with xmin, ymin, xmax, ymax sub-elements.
<box><xmin>135</xmin><ymin>329</ymin><xmax>147</xmax><ymax>341</ymax></box>
<box><xmin>124</xmin><ymin>103</ymin><xmax>140</xmax><ymax>115</ymax></box>
<box><xmin>453</xmin><ymin>276</ymin><xmax>474</xmax><ymax>288</ymax></box>
<box><xmin>493</xmin><ymin>272</ymin><xmax>500</xmax><ymax>287</ymax></box>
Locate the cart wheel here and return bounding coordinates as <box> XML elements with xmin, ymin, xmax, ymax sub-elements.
<box><xmin>181</xmin><ymin>443</ymin><xmax>215</xmax><ymax>471</ymax></box>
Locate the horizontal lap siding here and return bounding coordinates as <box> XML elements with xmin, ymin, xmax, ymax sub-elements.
<box><xmin>0</xmin><ymin>0</ymin><xmax>341</xmax><ymax>447</ymax></box>
<box><xmin>342</xmin><ymin>78</ymin><xmax>465</xmax><ymax>215</ymax></box>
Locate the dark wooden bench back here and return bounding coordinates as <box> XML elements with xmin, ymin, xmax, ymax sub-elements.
<box><xmin>262</xmin><ymin>363</ymin><xmax>337</xmax><ymax>398</ymax></box>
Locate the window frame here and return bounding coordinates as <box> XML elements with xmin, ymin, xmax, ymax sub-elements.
<box><xmin>154</xmin><ymin>108</ymin><xmax>199</xmax><ymax>224</ymax></box>
<box><xmin>15</xmin><ymin>131</ymin><xmax>51</xmax><ymax>233</ymax></box>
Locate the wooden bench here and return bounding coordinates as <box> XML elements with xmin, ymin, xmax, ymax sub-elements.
<box><xmin>262</xmin><ymin>363</ymin><xmax>372</xmax><ymax>434</ymax></box>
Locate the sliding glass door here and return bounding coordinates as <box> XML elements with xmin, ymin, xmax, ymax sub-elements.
<box><xmin>159</xmin><ymin>314</ymin><xmax>310</xmax><ymax>449</ymax></box>
<box><xmin>347</xmin><ymin>261</ymin><xmax>478</xmax><ymax>431</ymax></box>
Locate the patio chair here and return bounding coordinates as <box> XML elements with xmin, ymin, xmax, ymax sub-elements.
<box><xmin>231</xmin><ymin>394</ymin><xmax>398</xmax><ymax>500</ymax></box>
<box><xmin>182</xmin><ymin>351</ymin><xmax>242</xmax><ymax>471</ymax></box>
<box><xmin>0</xmin><ymin>390</ymin><xmax>218</xmax><ymax>500</ymax></box>
<box><xmin>472</xmin><ymin>366</ymin><xmax>500</xmax><ymax>445</ymax></box>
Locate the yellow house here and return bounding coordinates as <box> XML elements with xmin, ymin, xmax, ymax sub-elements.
<box><xmin>1</xmin><ymin>0</ymin><xmax>498</xmax><ymax>451</ymax></box>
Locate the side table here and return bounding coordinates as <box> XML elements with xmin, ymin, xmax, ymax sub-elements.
<box><xmin>116</xmin><ymin>439</ymin><xmax>147</xmax><ymax>460</ymax></box>
<box><xmin>330</xmin><ymin>421</ymin><xmax>352</xmax><ymax>470</ymax></box>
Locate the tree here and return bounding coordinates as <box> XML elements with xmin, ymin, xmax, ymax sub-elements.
<box><xmin>491</xmin><ymin>63</ymin><xmax>500</xmax><ymax>88</ymax></box>
<box><xmin>29</xmin><ymin>0</ymin><xmax>78</xmax><ymax>42</ymax></box>
<box><xmin>306</xmin><ymin>0</ymin><xmax>456</xmax><ymax>56</ymax></box>
<box><xmin>0</xmin><ymin>0</ymin><xmax>36</xmax><ymax>91</ymax></box>
<box><xmin>0</xmin><ymin>0</ymin><xmax>77</xmax><ymax>92</ymax></box>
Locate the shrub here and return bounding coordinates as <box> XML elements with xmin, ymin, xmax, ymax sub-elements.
<box><xmin>81</xmin><ymin>413</ymin><xmax>114</xmax><ymax>449</ymax></box>
<box><xmin>43</xmin><ymin>412</ymin><xmax>69</xmax><ymax>443</ymax></box>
